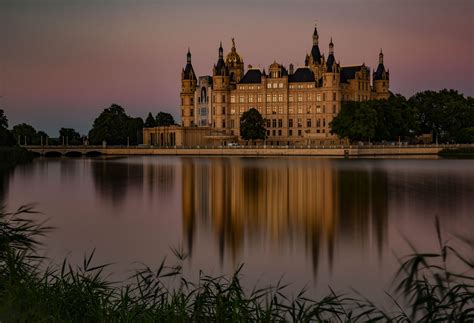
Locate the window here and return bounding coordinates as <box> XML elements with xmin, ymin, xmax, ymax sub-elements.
<box><xmin>231</xmin><ymin>108</ymin><xmax>236</xmax><ymax>115</ymax></box>
<box><xmin>273</xmin><ymin>93</ymin><xmax>277</xmax><ymax>102</ymax></box>
<box><xmin>222</xmin><ymin>120</ymin><xmax>226</xmax><ymax>128</ymax></box>
<box><xmin>308</xmin><ymin>93</ymin><xmax>313</xmax><ymax>101</ymax></box>
<box><xmin>267</xmin><ymin>83</ymin><xmax>272</xmax><ymax>89</ymax></box>
<box><xmin>333</xmin><ymin>92</ymin><xmax>336</xmax><ymax>101</ymax></box>
<box><xmin>289</xmin><ymin>107</ymin><xmax>294</xmax><ymax>114</ymax></box>
<box><xmin>230</xmin><ymin>119</ymin><xmax>235</xmax><ymax>128</ymax></box>
<box><xmin>273</xmin><ymin>83</ymin><xmax>278</xmax><ymax>88</ymax></box>
<box><xmin>190</xmin><ymin>109</ymin><xmax>194</xmax><ymax>116</ymax></box>
<box><xmin>222</xmin><ymin>95</ymin><xmax>226</xmax><ymax>102</ymax></box>
<box><xmin>317</xmin><ymin>119</ymin><xmax>321</xmax><ymax>127</ymax></box>
<box><xmin>278</xmin><ymin>93</ymin><xmax>283</xmax><ymax>102</ymax></box>
<box><xmin>289</xmin><ymin>94</ymin><xmax>294</xmax><ymax>102</ymax></box>
<box><xmin>278</xmin><ymin>119</ymin><xmax>282</xmax><ymax>127</ymax></box>
<box><xmin>289</xmin><ymin>130</ymin><xmax>293</xmax><ymax>136</ymax></box>
<box><xmin>316</xmin><ymin>93</ymin><xmax>321</xmax><ymax>102</ymax></box>
<box><xmin>289</xmin><ymin>119</ymin><xmax>293</xmax><ymax>127</ymax></box>
<box><xmin>307</xmin><ymin>106</ymin><xmax>312</xmax><ymax>114</ymax></box>
<box><xmin>239</xmin><ymin>95</ymin><xmax>244</xmax><ymax>103</ymax></box>
<box><xmin>267</xmin><ymin>130</ymin><xmax>270</xmax><ymax>136</ymax></box>
<box><xmin>298</xmin><ymin>130</ymin><xmax>302</xmax><ymax>136</ymax></box>
<box><xmin>190</xmin><ymin>98</ymin><xmax>194</xmax><ymax>105</ymax></box>
<box><xmin>278</xmin><ymin>106</ymin><xmax>283</xmax><ymax>114</ymax></box>
<box><xmin>257</xmin><ymin>94</ymin><xmax>262</xmax><ymax>102</ymax></box>
<box><xmin>279</xmin><ymin>82</ymin><xmax>283</xmax><ymax>88</ymax></box>
<box><xmin>200</xmin><ymin>107</ymin><xmax>207</xmax><ymax>115</ymax></box>
<box><xmin>332</xmin><ymin>105</ymin><xmax>336</xmax><ymax>113</ymax></box>
<box><xmin>297</xmin><ymin>118</ymin><xmax>302</xmax><ymax>127</ymax></box>
<box><xmin>249</xmin><ymin>95</ymin><xmax>254</xmax><ymax>103</ymax></box>
<box><xmin>213</xmin><ymin>95</ymin><xmax>216</xmax><ymax>103</ymax></box>
<box><xmin>222</xmin><ymin>107</ymin><xmax>226</xmax><ymax>114</ymax></box>
<box><xmin>230</xmin><ymin>95</ymin><xmax>236</xmax><ymax>103</ymax></box>
<box><xmin>323</xmin><ymin>105</ymin><xmax>326</xmax><ymax>113</ymax></box>
<box><xmin>322</xmin><ymin>93</ymin><xmax>326</xmax><ymax>101</ymax></box>
<box><xmin>267</xmin><ymin>119</ymin><xmax>271</xmax><ymax>127</ymax></box>
<box><xmin>266</xmin><ymin>107</ymin><xmax>271</xmax><ymax>114</ymax></box>
<box><xmin>272</xmin><ymin>106</ymin><xmax>277</xmax><ymax>114</ymax></box>
<box><xmin>323</xmin><ymin>119</ymin><xmax>326</xmax><ymax>127</ymax></box>
<box><xmin>307</xmin><ymin>119</ymin><xmax>311</xmax><ymax>127</ymax></box>
<box><xmin>298</xmin><ymin>106</ymin><xmax>303</xmax><ymax>114</ymax></box>
<box><xmin>297</xmin><ymin>93</ymin><xmax>303</xmax><ymax>102</ymax></box>
<box><xmin>267</xmin><ymin>94</ymin><xmax>271</xmax><ymax>102</ymax></box>
<box><xmin>278</xmin><ymin>130</ymin><xmax>282</xmax><ymax>136</ymax></box>
<box><xmin>272</xmin><ymin>130</ymin><xmax>276</xmax><ymax>136</ymax></box>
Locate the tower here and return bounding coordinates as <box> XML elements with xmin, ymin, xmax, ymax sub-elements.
<box><xmin>373</xmin><ymin>49</ymin><xmax>390</xmax><ymax>99</ymax></box>
<box><xmin>225</xmin><ymin>38</ymin><xmax>244</xmax><ymax>84</ymax></box>
<box><xmin>181</xmin><ymin>48</ymin><xmax>197</xmax><ymax>127</ymax></box>
<box><xmin>322</xmin><ymin>38</ymin><xmax>341</xmax><ymax>127</ymax></box>
<box><xmin>306</xmin><ymin>24</ymin><xmax>323</xmax><ymax>80</ymax></box>
<box><xmin>212</xmin><ymin>42</ymin><xmax>230</xmax><ymax>129</ymax></box>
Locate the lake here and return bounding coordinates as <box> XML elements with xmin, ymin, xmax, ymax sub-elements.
<box><xmin>2</xmin><ymin>156</ymin><xmax>473</xmax><ymax>301</ymax></box>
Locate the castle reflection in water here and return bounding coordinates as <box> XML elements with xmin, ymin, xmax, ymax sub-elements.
<box><xmin>180</xmin><ymin>158</ymin><xmax>388</xmax><ymax>273</ymax></box>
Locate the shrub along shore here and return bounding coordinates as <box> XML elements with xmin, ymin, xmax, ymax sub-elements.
<box><xmin>0</xmin><ymin>147</ymin><xmax>35</xmax><ymax>168</ymax></box>
<box><xmin>0</xmin><ymin>207</ymin><xmax>472</xmax><ymax>322</ymax></box>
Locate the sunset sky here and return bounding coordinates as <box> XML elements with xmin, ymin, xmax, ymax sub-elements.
<box><xmin>1</xmin><ymin>0</ymin><xmax>473</xmax><ymax>135</ymax></box>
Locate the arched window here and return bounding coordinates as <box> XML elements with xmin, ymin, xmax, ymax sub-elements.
<box><xmin>201</xmin><ymin>87</ymin><xmax>207</xmax><ymax>102</ymax></box>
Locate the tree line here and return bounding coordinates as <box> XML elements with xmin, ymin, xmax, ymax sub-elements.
<box><xmin>0</xmin><ymin>105</ymin><xmax>175</xmax><ymax>147</ymax></box>
<box><xmin>1</xmin><ymin>89</ymin><xmax>473</xmax><ymax>147</ymax></box>
<box><xmin>330</xmin><ymin>89</ymin><xmax>474</xmax><ymax>144</ymax></box>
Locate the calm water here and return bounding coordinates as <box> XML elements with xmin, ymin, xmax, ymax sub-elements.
<box><xmin>2</xmin><ymin>156</ymin><xmax>474</xmax><ymax>300</ymax></box>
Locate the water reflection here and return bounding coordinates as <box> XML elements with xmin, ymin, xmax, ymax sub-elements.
<box><xmin>181</xmin><ymin>158</ymin><xmax>390</xmax><ymax>275</ymax></box>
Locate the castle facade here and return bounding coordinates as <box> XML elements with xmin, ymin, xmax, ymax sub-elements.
<box><xmin>144</xmin><ymin>25</ymin><xmax>390</xmax><ymax>147</ymax></box>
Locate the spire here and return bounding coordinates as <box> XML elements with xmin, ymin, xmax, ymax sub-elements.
<box><xmin>379</xmin><ymin>48</ymin><xmax>384</xmax><ymax>65</ymax></box>
<box><xmin>313</xmin><ymin>23</ymin><xmax>319</xmax><ymax>45</ymax></box>
<box><xmin>329</xmin><ymin>37</ymin><xmax>334</xmax><ymax>55</ymax></box>
<box><xmin>219</xmin><ymin>42</ymin><xmax>223</xmax><ymax>59</ymax></box>
<box><xmin>187</xmin><ymin>47</ymin><xmax>191</xmax><ymax>64</ymax></box>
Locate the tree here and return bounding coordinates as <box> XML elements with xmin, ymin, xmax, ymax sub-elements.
<box><xmin>59</xmin><ymin>128</ymin><xmax>81</xmax><ymax>145</ymax></box>
<box><xmin>144</xmin><ymin>112</ymin><xmax>156</xmax><ymax>128</ymax></box>
<box><xmin>409</xmin><ymin>89</ymin><xmax>474</xmax><ymax>143</ymax></box>
<box><xmin>88</xmin><ymin>104</ymin><xmax>144</xmax><ymax>146</ymax></box>
<box><xmin>240</xmin><ymin>108</ymin><xmax>266</xmax><ymax>143</ymax></box>
<box><xmin>156</xmin><ymin>112</ymin><xmax>175</xmax><ymax>127</ymax></box>
<box><xmin>11</xmin><ymin>123</ymin><xmax>39</xmax><ymax>145</ymax></box>
<box><xmin>330</xmin><ymin>101</ymin><xmax>378</xmax><ymax>142</ymax></box>
<box><xmin>0</xmin><ymin>109</ymin><xmax>16</xmax><ymax>146</ymax></box>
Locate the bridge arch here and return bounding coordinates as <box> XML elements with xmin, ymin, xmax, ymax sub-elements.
<box><xmin>64</xmin><ymin>151</ymin><xmax>83</xmax><ymax>157</ymax></box>
<box><xmin>44</xmin><ymin>151</ymin><xmax>63</xmax><ymax>157</ymax></box>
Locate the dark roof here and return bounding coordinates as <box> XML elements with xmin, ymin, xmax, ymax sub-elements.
<box><xmin>289</xmin><ymin>67</ymin><xmax>315</xmax><ymax>83</ymax></box>
<box><xmin>214</xmin><ymin>58</ymin><xmax>227</xmax><ymax>75</ymax></box>
<box><xmin>326</xmin><ymin>54</ymin><xmax>335</xmax><ymax>72</ymax></box>
<box><xmin>340</xmin><ymin>66</ymin><xmax>362</xmax><ymax>83</ymax></box>
<box><xmin>183</xmin><ymin>63</ymin><xmax>196</xmax><ymax>81</ymax></box>
<box><xmin>239</xmin><ymin>69</ymin><xmax>262</xmax><ymax>84</ymax></box>
<box><xmin>310</xmin><ymin>45</ymin><xmax>322</xmax><ymax>64</ymax></box>
<box><xmin>373</xmin><ymin>63</ymin><xmax>388</xmax><ymax>80</ymax></box>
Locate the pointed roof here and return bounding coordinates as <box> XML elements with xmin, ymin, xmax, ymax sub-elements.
<box><xmin>239</xmin><ymin>69</ymin><xmax>262</xmax><ymax>84</ymax></box>
<box><xmin>183</xmin><ymin>49</ymin><xmax>196</xmax><ymax>81</ymax></box>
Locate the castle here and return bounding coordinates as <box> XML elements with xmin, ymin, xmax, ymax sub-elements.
<box><xmin>144</xmin><ymin>25</ymin><xmax>390</xmax><ymax>147</ymax></box>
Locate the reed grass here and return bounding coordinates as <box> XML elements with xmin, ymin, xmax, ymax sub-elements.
<box><xmin>0</xmin><ymin>206</ymin><xmax>472</xmax><ymax>322</ymax></box>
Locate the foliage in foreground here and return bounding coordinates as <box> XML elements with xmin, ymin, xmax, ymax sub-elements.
<box><xmin>0</xmin><ymin>207</ymin><xmax>472</xmax><ymax>322</ymax></box>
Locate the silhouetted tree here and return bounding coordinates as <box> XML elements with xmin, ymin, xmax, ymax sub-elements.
<box><xmin>240</xmin><ymin>108</ymin><xmax>266</xmax><ymax>143</ymax></box>
<box><xmin>59</xmin><ymin>128</ymin><xmax>81</xmax><ymax>145</ymax></box>
<box><xmin>0</xmin><ymin>110</ymin><xmax>16</xmax><ymax>146</ymax></box>
<box><xmin>156</xmin><ymin>112</ymin><xmax>175</xmax><ymax>127</ymax></box>
<box><xmin>11</xmin><ymin>123</ymin><xmax>39</xmax><ymax>145</ymax></box>
<box><xmin>88</xmin><ymin>104</ymin><xmax>144</xmax><ymax>145</ymax></box>
<box><xmin>330</xmin><ymin>101</ymin><xmax>378</xmax><ymax>142</ymax></box>
<box><xmin>144</xmin><ymin>112</ymin><xmax>157</xmax><ymax>128</ymax></box>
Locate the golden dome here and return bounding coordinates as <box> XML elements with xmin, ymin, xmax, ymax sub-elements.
<box><xmin>225</xmin><ymin>38</ymin><xmax>243</xmax><ymax>66</ymax></box>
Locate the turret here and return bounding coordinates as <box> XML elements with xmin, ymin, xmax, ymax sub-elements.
<box><xmin>373</xmin><ymin>49</ymin><xmax>390</xmax><ymax>99</ymax></box>
<box><xmin>212</xmin><ymin>43</ymin><xmax>230</xmax><ymax>129</ymax></box>
<box><xmin>307</xmin><ymin>24</ymin><xmax>323</xmax><ymax>80</ymax></box>
<box><xmin>225</xmin><ymin>38</ymin><xmax>244</xmax><ymax>84</ymax></box>
<box><xmin>180</xmin><ymin>48</ymin><xmax>197</xmax><ymax>127</ymax></box>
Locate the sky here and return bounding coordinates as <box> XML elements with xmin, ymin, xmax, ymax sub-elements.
<box><xmin>1</xmin><ymin>0</ymin><xmax>473</xmax><ymax>136</ymax></box>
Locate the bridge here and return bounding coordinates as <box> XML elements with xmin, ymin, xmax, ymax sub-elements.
<box><xmin>21</xmin><ymin>144</ymin><xmax>470</xmax><ymax>157</ymax></box>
